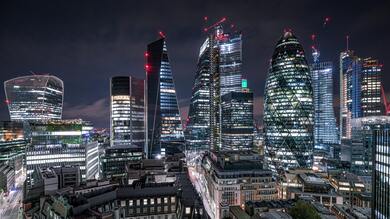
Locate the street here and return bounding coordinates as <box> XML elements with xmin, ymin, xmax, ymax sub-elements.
<box><xmin>0</xmin><ymin>173</ymin><xmax>24</xmax><ymax>219</ymax></box>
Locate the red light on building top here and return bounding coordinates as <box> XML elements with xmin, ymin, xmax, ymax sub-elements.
<box><xmin>311</xmin><ymin>34</ymin><xmax>316</xmax><ymax>41</ymax></box>
<box><xmin>144</xmin><ymin>52</ymin><xmax>149</xmax><ymax>57</ymax></box>
<box><xmin>5</xmin><ymin>99</ymin><xmax>10</xmax><ymax>105</ymax></box>
<box><xmin>204</xmin><ymin>16</ymin><xmax>208</xmax><ymax>21</ymax></box>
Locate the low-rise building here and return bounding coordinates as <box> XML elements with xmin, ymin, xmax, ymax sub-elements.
<box><xmin>331</xmin><ymin>204</ymin><xmax>371</xmax><ymax>219</ymax></box>
<box><xmin>102</xmin><ymin>144</ymin><xmax>144</xmax><ymax>181</ymax></box>
<box><xmin>34</xmin><ymin>173</ymin><xmax>208</xmax><ymax>219</ymax></box>
<box><xmin>201</xmin><ymin>150</ymin><xmax>278</xmax><ymax>219</ymax></box>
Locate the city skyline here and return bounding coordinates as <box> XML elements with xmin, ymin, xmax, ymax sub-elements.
<box><xmin>1</xmin><ymin>1</ymin><xmax>389</xmax><ymax>128</ymax></box>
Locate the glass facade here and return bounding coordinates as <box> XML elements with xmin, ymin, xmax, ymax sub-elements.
<box><xmin>311</xmin><ymin>59</ymin><xmax>338</xmax><ymax>171</ymax></box>
<box><xmin>340</xmin><ymin>53</ymin><xmax>384</xmax><ymax>141</ymax></box>
<box><xmin>349</xmin><ymin>117</ymin><xmax>390</xmax><ymax>177</ymax></box>
<box><xmin>185</xmin><ymin>38</ymin><xmax>211</xmax><ymax>150</ymax></box>
<box><xmin>221</xmin><ymin>91</ymin><xmax>254</xmax><ymax>150</ymax></box>
<box><xmin>4</xmin><ymin>75</ymin><xmax>63</xmax><ymax>121</ymax></box>
<box><xmin>340</xmin><ymin>51</ymin><xmax>361</xmax><ymax>140</ymax></box>
<box><xmin>372</xmin><ymin>122</ymin><xmax>390</xmax><ymax>219</ymax></box>
<box><xmin>186</xmin><ymin>25</ymin><xmax>243</xmax><ymax>151</ymax></box>
<box><xmin>0</xmin><ymin>121</ymin><xmax>27</xmax><ymax>175</ymax></box>
<box><xmin>264</xmin><ymin>31</ymin><xmax>314</xmax><ymax>172</ymax></box>
<box><xmin>146</xmin><ymin>38</ymin><xmax>184</xmax><ymax>158</ymax></box>
<box><xmin>110</xmin><ymin>76</ymin><xmax>145</xmax><ymax>147</ymax></box>
<box><xmin>25</xmin><ymin>119</ymin><xmax>98</xmax><ymax>181</ymax></box>
<box><xmin>361</xmin><ymin>58</ymin><xmax>383</xmax><ymax>117</ymax></box>
<box><xmin>101</xmin><ymin>145</ymin><xmax>143</xmax><ymax>180</ymax></box>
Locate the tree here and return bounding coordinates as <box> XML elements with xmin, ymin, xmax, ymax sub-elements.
<box><xmin>289</xmin><ymin>200</ymin><xmax>321</xmax><ymax>219</ymax></box>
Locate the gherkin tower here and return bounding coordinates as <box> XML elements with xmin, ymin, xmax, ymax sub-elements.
<box><xmin>264</xmin><ymin>30</ymin><xmax>314</xmax><ymax>172</ymax></box>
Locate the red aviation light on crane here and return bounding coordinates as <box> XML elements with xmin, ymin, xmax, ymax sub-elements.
<box><xmin>158</xmin><ymin>31</ymin><xmax>166</xmax><ymax>38</ymax></box>
<box><xmin>203</xmin><ymin>17</ymin><xmax>227</xmax><ymax>32</ymax></box>
<box><xmin>311</xmin><ymin>34</ymin><xmax>316</xmax><ymax>41</ymax></box>
<box><xmin>204</xmin><ymin>16</ymin><xmax>208</xmax><ymax>21</ymax></box>
<box><xmin>5</xmin><ymin>99</ymin><xmax>10</xmax><ymax>105</ymax></box>
<box><xmin>144</xmin><ymin>52</ymin><xmax>149</xmax><ymax>57</ymax></box>
<box><xmin>323</xmin><ymin>17</ymin><xmax>331</xmax><ymax>26</ymax></box>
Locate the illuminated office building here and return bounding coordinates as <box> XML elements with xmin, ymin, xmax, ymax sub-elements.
<box><xmin>340</xmin><ymin>51</ymin><xmax>361</xmax><ymax>139</ymax></box>
<box><xmin>264</xmin><ymin>30</ymin><xmax>314</xmax><ymax>172</ymax></box>
<box><xmin>361</xmin><ymin>58</ymin><xmax>383</xmax><ymax>117</ymax></box>
<box><xmin>0</xmin><ymin>121</ymin><xmax>27</xmax><ymax>175</ymax></box>
<box><xmin>146</xmin><ymin>37</ymin><xmax>184</xmax><ymax>158</ymax></box>
<box><xmin>340</xmin><ymin>53</ymin><xmax>384</xmax><ymax>140</ymax></box>
<box><xmin>350</xmin><ymin>116</ymin><xmax>390</xmax><ymax>176</ymax></box>
<box><xmin>310</xmin><ymin>49</ymin><xmax>338</xmax><ymax>171</ymax></box>
<box><xmin>4</xmin><ymin>75</ymin><xmax>63</xmax><ymax>121</ymax></box>
<box><xmin>186</xmin><ymin>23</ymin><xmax>243</xmax><ymax>150</ymax></box>
<box><xmin>110</xmin><ymin>76</ymin><xmax>145</xmax><ymax>147</ymax></box>
<box><xmin>101</xmin><ymin>145</ymin><xmax>144</xmax><ymax>181</ymax></box>
<box><xmin>185</xmin><ymin>38</ymin><xmax>212</xmax><ymax>151</ymax></box>
<box><xmin>221</xmin><ymin>90</ymin><xmax>254</xmax><ymax>150</ymax></box>
<box><xmin>371</xmin><ymin>121</ymin><xmax>390</xmax><ymax>219</ymax></box>
<box><xmin>25</xmin><ymin>120</ymin><xmax>99</xmax><ymax>181</ymax></box>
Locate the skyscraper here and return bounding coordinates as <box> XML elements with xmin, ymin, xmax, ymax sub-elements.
<box><xmin>146</xmin><ymin>37</ymin><xmax>184</xmax><ymax>158</ymax></box>
<box><xmin>264</xmin><ymin>30</ymin><xmax>314</xmax><ymax>172</ymax></box>
<box><xmin>110</xmin><ymin>76</ymin><xmax>145</xmax><ymax>147</ymax></box>
<box><xmin>186</xmin><ymin>24</ymin><xmax>243</xmax><ymax>151</ymax></box>
<box><xmin>340</xmin><ymin>51</ymin><xmax>361</xmax><ymax>140</ymax></box>
<box><xmin>310</xmin><ymin>48</ymin><xmax>338</xmax><ymax>171</ymax></box>
<box><xmin>361</xmin><ymin>58</ymin><xmax>383</xmax><ymax>117</ymax></box>
<box><xmin>221</xmin><ymin>90</ymin><xmax>254</xmax><ymax>150</ymax></box>
<box><xmin>210</xmin><ymin>26</ymin><xmax>243</xmax><ymax>150</ymax></box>
<box><xmin>340</xmin><ymin>53</ymin><xmax>384</xmax><ymax>140</ymax></box>
<box><xmin>185</xmin><ymin>38</ymin><xmax>212</xmax><ymax>150</ymax></box>
<box><xmin>371</xmin><ymin>121</ymin><xmax>390</xmax><ymax>219</ymax></box>
<box><xmin>4</xmin><ymin>75</ymin><xmax>64</xmax><ymax>121</ymax></box>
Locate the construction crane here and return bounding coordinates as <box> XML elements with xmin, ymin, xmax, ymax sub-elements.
<box><xmin>203</xmin><ymin>17</ymin><xmax>226</xmax><ymax>32</ymax></box>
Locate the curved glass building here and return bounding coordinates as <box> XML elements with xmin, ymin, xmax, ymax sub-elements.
<box><xmin>4</xmin><ymin>75</ymin><xmax>64</xmax><ymax>121</ymax></box>
<box><xmin>264</xmin><ymin>31</ymin><xmax>314</xmax><ymax>172</ymax></box>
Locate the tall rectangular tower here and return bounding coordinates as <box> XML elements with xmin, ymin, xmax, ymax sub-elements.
<box><xmin>110</xmin><ymin>76</ymin><xmax>145</xmax><ymax>147</ymax></box>
<box><xmin>361</xmin><ymin>58</ymin><xmax>384</xmax><ymax>117</ymax></box>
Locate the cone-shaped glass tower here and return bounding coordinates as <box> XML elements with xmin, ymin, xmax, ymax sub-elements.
<box><xmin>264</xmin><ymin>30</ymin><xmax>314</xmax><ymax>172</ymax></box>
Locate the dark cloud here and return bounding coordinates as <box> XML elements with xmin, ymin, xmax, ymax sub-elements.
<box><xmin>62</xmin><ymin>98</ymin><xmax>109</xmax><ymax>127</ymax></box>
<box><xmin>0</xmin><ymin>0</ymin><xmax>389</xmax><ymax>127</ymax></box>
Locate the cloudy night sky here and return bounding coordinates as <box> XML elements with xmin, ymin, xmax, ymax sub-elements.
<box><xmin>1</xmin><ymin>0</ymin><xmax>389</xmax><ymax>128</ymax></box>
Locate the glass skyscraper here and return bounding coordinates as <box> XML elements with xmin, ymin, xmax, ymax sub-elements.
<box><xmin>361</xmin><ymin>58</ymin><xmax>383</xmax><ymax>117</ymax></box>
<box><xmin>371</xmin><ymin>121</ymin><xmax>390</xmax><ymax>219</ymax></box>
<box><xmin>186</xmin><ymin>24</ymin><xmax>243</xmax><ymax>151</ymax></box>
<box><xmin>146</xmin><ymin>37</ymin><xmax>184</xmax><ymax>159</ymax></box>
<box><xmin>185</xmin><ymin>38</ymin><xmax>212</xmax><ymax>150</ymax></box>
<box><xmin>264</xmin><ymin>30</ymin><xmax>314</xmax><ymax>172</ymax></box>
<box><xmin>310</xmin><ymin>51</ymin><xmax>338</xmax><ymax>172</ymax></box>
<box><xmin>221</xmin><ymin>90</ymin><xmax>254</xmax><ymax>150</ymax></box>
<box><xmin>4</xmin><ymin>75</ymin><xmax>64</xmax><ymax>121</ymax></box>
<box><xmin>110</xmin><ymin>76</ymin><xmax>145</xmax><ymax>147</ymax></box>
<box><xmin>340</xmin><ymin>52</ymin><xmax>384</xmax><ymax>140</ymax></box>
<box><xmin>340</xmin><ymin>51</ymin><xmax>361</xmax><ymax>140</ymax></box>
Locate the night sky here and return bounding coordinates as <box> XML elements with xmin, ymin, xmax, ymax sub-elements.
<box><xmin>1</xmin><ymin>0</ymin><xmax>389</xmax><ymax>128</ymax></box>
